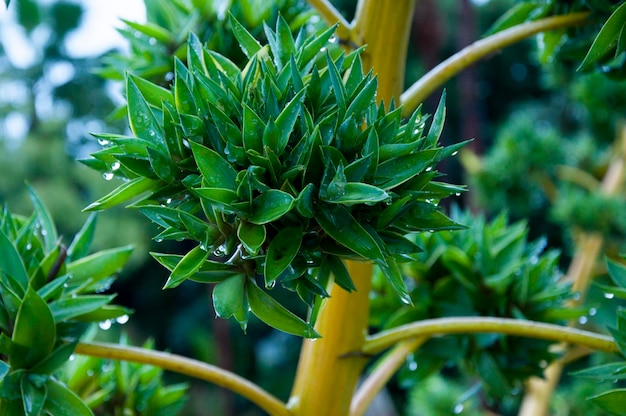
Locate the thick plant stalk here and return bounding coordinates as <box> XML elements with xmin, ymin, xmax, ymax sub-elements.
<box><xmin>350</xmin><ymin>338</ymin><xmax>426</xmax><ymax>416</ymax></box>
<box><xmin>400</xmin><ymin>12</ymin><xmax>589</xmax><ymax>116</ymax></box>
<box><xmin>307</xmin><ymin>0</ymin><xmax>351</xmax><ymax>39</ymax></box>
<box><xmin>75</xmin><ymin>341</ymin><xmax>289</xmax><ymax>416</ymax></box>
<box><xmin>518</xmin><ymin>126</ymin><xmax>626</xmax><ymax>416</ymax></box>
<box><xmin>289</xmin><ymin>2</ymin><xmax>416</xmax><ymax>415</ymax></box>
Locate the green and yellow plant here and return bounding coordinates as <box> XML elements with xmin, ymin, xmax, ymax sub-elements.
<box><xmin>4</xmin><ymin>0</ymin><xmax>626</xmax><ymax>415</ymax></box>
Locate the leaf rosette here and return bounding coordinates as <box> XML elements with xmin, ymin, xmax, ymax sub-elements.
<box><xmin>85</xmin><ymin>16</ymin><xmax>466</xmax><ymax>336</ymax></box>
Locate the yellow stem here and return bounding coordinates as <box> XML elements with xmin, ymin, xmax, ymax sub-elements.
<box><xmin>350</xmin><ymin>338</ymin><xmax>426</xmax><ymax>416</ymax></box>
<box><xmin>362</xmin><ymin>317</ymin><xmax>617</xmax><ymax>356</ymax></box>
<box><xmin>289</xmin><ymin>261</ymin><xmax>373</xmax><ymax>415</ymax></box>
<box><xmin>518</xmin><ymin>125</ymin><xmax>626</xmax><ymax>416</ymax></box>
<box><xmin>74</xmin><ymin>341</ymin><xmax>289</xmax><ymax>416</ymax></box>
<box><xmin>400</xmin><ymin>12</ymin><xmax>590</xmax><ymax>116</ymax></box>
<box><xmin>307</xmin><ymin>0</ymin><xmax>352</xmax><ymax>39</ymax></box>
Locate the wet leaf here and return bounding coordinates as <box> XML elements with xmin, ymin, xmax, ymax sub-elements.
<box><xmin>190</xmin><ymin>142</ymin><xmax>237</xmax><ymax>189</ymax></box>
<box><xmin>27</xmin><ymin>186</ymin><xmax>57</xmax><ymax>253</ymax></box>
<box><xmin>265</xmin><ymin>225</ymin><xmax>303</xmax><ymax>286</ymax></box>
<box><xmin>229</xmin><ymin>14</ymin><xmax>262</xmax><ymax>58</ymax></box>
<box><xmin>213</xmin><ymin>274</ymin><xmax>245</xmax><ymax>319</ymax></box>
<box><xmin>67</xmin><ymin>213</ymin><xmax>97</xmax><ymax>262</ymax></box>
<box><xmin>66</xmin><ymin>246</ymin><xmax>133</xmax><ymax>289</ymax></box>
<box><xmin>49</xmin><ymin>295</ymin><xmax>115</xmax><ymax>322</ymax></box>
<box><xmin>237</xmin><ymin>222</ymin><xmax>266</xmax><ymax>255</ymax></box>
<box><xmin>21</xmin><ymin>376</ymin><xmax>47</xmax><ymax>416</ymax></box>
<box><xmin>0</xmin><ymin>229</ymin><xmax>28</xmax><ymax>294</ymax></box>
<box><xmin>246</xmin><ymin>280</ymin><xmax>319</xmax><ymax>338</ymax></box>
<box><xmin>163</xmin><ymin>245</ymin><xmax>209</xmax><ymax>289</ymax></box>
<box><xmin>587</xmin><ymin>389</ymin><xmax>626</xmax><ymax>415</ymax></box>
<box><xmin>580</xmin><ymin>2</ymin><xmax>626</xmax><ymax>71</ymax></box>
<box><xmin>84</xmin><ymin>177</ymin><xmax>159</xmax><ymax>211</ymax></box>
<box><xmin>43</xmin><ymin>378</ymin><xmax>93</xmax><ymax>416</ymax></box>
<box><xmin>11</xmin><ymin>288</ymin><xmax>55</xmax><ymax>369</ymax></box>
<box><xmin>249</xmin><ymin>190</ymin><xmax>295</xmax><ymax>224</ymax></box>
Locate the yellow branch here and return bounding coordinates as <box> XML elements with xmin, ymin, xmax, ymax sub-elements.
<box><xmin>362</xmin><ymin>317</ymin><xmax>617</xmax><ymax>356</ymax></box>
<box><xmin>350</xmin><ymin>338</ymin><xmax>426</xmax><ymax>416</ymax></box>
<box><xmin>307</xmin><ymin>0</ymin><xmax>352</xmax><ymax>39</ymax></box>
<box><xmin>400</xmin><ymin>12</ymin><xmax>590</xmax><ymax>116</ymax></box>
<box><xmin>75</xmin><ymin>341</ymin><xmax>290</xmax><ymax>416</ymax></box>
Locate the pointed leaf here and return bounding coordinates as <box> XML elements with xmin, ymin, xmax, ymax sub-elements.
<box><xmin>127</xmin><ymin>76</ymin><xmax>168</xmax><ymax>154</ymax></box>
<box><xmin>229</xmin><ymin>14</ymin><xmax>263</xmax><ymax>58</ymax></box>
<box><xmin>11</xmin><ymin>288</ymin><xmax>55</xmax><ymax>369</ymax></box>
<box><xmin>237</xmin><ymin>222</ymin><xmax>266</xmax><ymax>255</ymax></box>
<box><xmin>43</xmin><ymin>379</ymin><xmax>94</xmax><ymax>416</ymax></box>
<box><xmin>246</xmin><ymin>280</ymin><xmax>319</xmax><ymax>338</ymax></box>
<box><xmin>315</xmin><ymin>204</ymin><xmax>386</xmax><ymax>262</ymax></box>
<box><xmin>248</xmin><ymin>190</ymin><xmax>295</xmax><ymax>224</ymax></box>
<box><xmin>21</xmin><ymin>376</ymin><xmax>47</xmax><ymax>416</ymax></box>
<box><xmin>265</xmin><ymin>226</ymin><xmax>303</xmax><ymax>286</ymax></box>
<box><xmin>84</xmin><ymin>177</ymin><xmax>159</xmax><ymax>211</ymax></box>
<box><xmin>580</xmin><ymin>2</ymin><xmax>626</xmax><ymax>71</ymax></box>
<box><xmin>190</xmin><ymin>141</ymin><xmax>237</xmax><ymax>189</ymax></box>
<box><xmin>49</xmin><ymin>295</ymin><xmax>114</xmax><ymax>322</ymax></box>
<box><xmin>164</xmin><ymin>245</ymin><xmax>209</xmax><ymax>289</ymax></box>
<box><xmin>587</xmin><ymin>389</ymin><xmax>626</xmax><ymax>415</ymax></box>
<box><xmin>27</xmin><ymin>186</ymin><xmax>57</xmax><ymax>253</ymax></box>
<box><xmin>67</xmin><ymin>214</ymin><xmax>97</xmax><ymax>262</ymax></box>
<box><xmin>607</xmin><ymin>258</ymin><xmax>626</xmax><ymax>288</ymax></box>
<box><xmin>425</xmin><ymin>91</ymin><xmax>446</xmax><ymax>148</ymax></box>
<box><xmin>274</xmin><ymin>89</ymin><xmax>306</xmax><ymax>155</ymax></box>
<box><xmin>326</xmin><ymin>183</ymin><xmax>390</xmax><ymax>206</ymax></box>
<box><xmin>212</xmin><ymin>274</ymin><xmax>245</xmax><ymax>319</ymax></box>
<box><xmin>66</xmin><ymin>246</ymin><xmax>132</xmax><ymax>288</ymax></box>
<box><xmin>0</xmin><ymin>230</ymin><xmax>28</xmax><ymax>293</ymax></box>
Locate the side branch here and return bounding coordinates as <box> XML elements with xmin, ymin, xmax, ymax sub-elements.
<box><xmin>75</xmin><ymin>341</ymin><xmax>290</xmax><ymax>416</ymax></box>
<box><xmin>307</xmin><ymin>0</ymin><xmax>351</xmax><ymax>39</ymax></box>
<box><xmin>362</xmin><ymin>317</ymin><xmax>617</xmax><ymax>356</ymax></box>
<box><xmin>350</xmin><ymin>338</ymin><xmax>426</xmax><ymax>416</ymax></box>
<box><xmin>400</xmin><ymin>12</ymin><xmax>589</xmax><ymax>116</ymax></box>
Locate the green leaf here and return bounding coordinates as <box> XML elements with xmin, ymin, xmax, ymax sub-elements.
<box><xmin>346</xmin><ymin>75</ymin><xmax>376</xmax><ymax>117</ymax></box>
<box><xmin>30</xmin><ymin>342</ymin><xmax>77</xmax><ymax>376</ymax></box>
<box><xmin>325</xmin><ymin>255</ymin><xmax>356</xmax><ymax>292</ymax></box>
<box><xmin>212</xmin><ymin>274</ymin><xmax>245</xmax><ymax>319</ymax></box>
<box><xmin>0</xmin><ymin>229</ymin><xmax>28</xmax><ymax>294</ymax></box>
<box><xmin>248</xmin><ymin>190</ymin><xmax>295</xmax><ymax>224</ymax></box>
<box><xmin>588</xmin><ymin>389</ymin><xmax>626</xmax><ymax>415</ymax></box>
<box><xmin>121</xmin><ymin>19</ymin><xmax>172</xmax><ymax>43</ymax></box>
<box><xmin>579</xmin><ymin>2</ymin><xmax>626</xmax><ymax>71</ymax></box>
<box><xmin>237</xmin><ymin>222</ymin><xmax>266</xmax><ymax>255</ymax></box>
<box><xmin>607</xmin><ymin>258</ymin><xmax>626</xmax><ymax>288</ymax></box>
<box><xmin>21</xmin><ymin>376</ymin><xmax>47</xmax><ymax>416</ymax></box>
<box><xmin>127</xmin><ymin>74</ymin><xmax>175</xmax><ymax>109</ymax></box>
<box><xmin>315</xmin><ymin>204</ymin><xmax>386</xmax><ymax>263</ymax></box>
<box><xmin>571</xmin><ymin>362</ymin><xmax>626</xmax><ymax>380</ymax></box>
<box><xmin>374</xmin><ymin>149</ymin><xmax>439</xmax><ymax>189</ymax></box>
<box><xmin>326</xmin><ymin>183</ymin><xmax>390</xmax><ymax>206</ymax></box>
<box><xmin>242</xmin><ymin>104</ymin><xmax>264</xmax><ymax>153</ymax></box>
<box><xmin>11</xmin><ymin>288</ymin><xmax>55</xmax><ymax>369</ymax></box>
<box><xmin>27</xmin><ymin>186</ymin><xmax>57</xmax><ymax>253</ymax></box>
<box><xmin>608</xmin><ymin>326</ymin><xmax>626</xmax><ymax>357</ymax></box>
<box><xmin>265</xmin><ymin>226</ymin><xmax>303</xmax><ymax>287</ymax></box>
<box><xmin>66</xmin><ymin>246</ymin><xmax>133</xmax><ymax>289</ymax></box>
<box><xmin>190</xmin><ymin>141</ymin><xmax>237</xmax><ymax>189</ymax></box>
<box><xmin>229</xmin><ymin>14</ymin><xmax>262</xmax><ymax>58</ymax></box>
<box><xmin>43</xmin><ymin>378</ymin><xmax>94</xmax><ymax>416</ymax></box>
<box><xmin>127</xmin><ymin>76</ymin><xmax>168</xmax><ymax>154</ymax></box>
<box><xmin>246</xmin><ymin>280</ymin><xmax>319</xmax><ymax>338</ymax></box>
<box><xmin>274</xmin><ymin>89</ymin><xmax>306</xmax><ymax>155</ymax></box>
<box><xmin>163</xmin><ymin>245</ymin><xmax>209</xmax><ymax>289</ymax></box>
<box><xmin>377</xmin><ymin>257</ymin><xmax>412</xmax><ymax>304</ymax></box>
<box><xmin>49</xmin><ymin>295</ymin><xmax>115</xmax><ymax>322</ymax></box>
<box><xmin>425</xmin><ymin>91</ymin><xmax>446</xmax><ymax>148</ymax></box>
<box><xmin>67</xmin><ymin>213</ymin><xmax>97</xmax><ymax>262</ymax></box>
<box><xmin>84</xmin><ymin>177</ymin><xmax>159</xmax><ymax>211</ymax></box>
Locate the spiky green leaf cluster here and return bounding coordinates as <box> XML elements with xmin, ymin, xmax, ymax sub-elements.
<box><xmin>61</xmin><ymin>328</ymin><xmax>188</xmax><ymax>416</ymax></box>
<box><xmin>0</xmin><ymin>190</ymin><xmax>132</xmax><ymax>415</ymax></box>
<box><xmin>370</xmin><ymin>209</ymin><xmax>576</xmax><ymax>401</ymax></box>
<box><xmin>570</xmin><ymin>257</ymin><xmax>626</xmax><ymax>416</ymax></box>
<box><xmin>84</xmin><ymin>17</ymin><xmax>464</xmax><ymax>336</ymax></box>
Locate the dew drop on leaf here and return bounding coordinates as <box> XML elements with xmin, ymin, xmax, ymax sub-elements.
<box><xmin>605</xmin><ymin>292</ymin><xmax>615</xmax><ymax>299</ymax></box>
<box><xmin>99</xmin><ymin>319</ymin><xmax>112</xmax><ymax>330</ymax></box>
<box><xmin>103</xmin><ymin>172</ymin><xmax>114</xmax><ymax>181</ymax></box>
<box><xmin>116</xmin><ymin>315</ymin><xmax>130</xmax><ymax>324</ymax></box>
<box><xmin>98</xmin><ymin>138</ymin><xmax>110</xmax><ymax>146</ymax></box>
<box><xmin>578</xmin><ymin>316</ymin><xmax>588</xmax><ymax>325</ymax></box>
<box><xmin>111</xmin><ymin>161</ymin><xmax>121</xmax><ymax>171</ymax></box>
<box><xmin>453</xmin><ymin>403</ymin><xmax>464</xmax><ymax>414</ymax></box>
<box><xmin>589</xmin><ymin>307</ymin><xmax>597</xmax><ymax>316</ymax></box>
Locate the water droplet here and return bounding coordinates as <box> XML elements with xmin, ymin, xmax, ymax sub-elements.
<box><xmin>425</xmin><ymin>167</ymin><xmax>433</xmax><ymax>172</ymax></box>
<box><xmin>408</xmin><ymin>361</ymin><xmax>418</xmax><ymax>371</ymax></box>
<box><xmin>98</xmin><ymin>138</ymin><xmax>110</xmax><ymax>146</ymax></box>
<box><xmin>40</xmin><ymin>229</ymin><xmax>47</xmax><ymax>236</ymax></box>
<box><xmin>454</xmin><ymin>403</ymin><xmax>464</xmax><ymax>414</ymax></box>
<box><xmin>25</xmin><ymin>242</ymin><xmax>32</xmax><ymax>250</ymax></box>
<box><xmin>62</xmin><ymin>283</ymin><xmax>69</xmax><ymax>288</ymax></box>
<box><xmin>589</xmin><ymin>307</ymin><xmax>597</xmax><ymax>316</ymax></box>
<box><xmin>572</xmin><ymin>292</ymin><xmax>581</xmax><ymax>301</ymax></box>
<box><xmin>149</xmin><ymin>37</ymin><xmax>157</xmax><ymax>45</ymax></box>
<box><xmin>455</xmin><ymin>193</ymin><xmax>461</xmax><ymax>196</ymax></box>
<box><xmin>539</xmin><ymin>360</ymin><xmax>548</xmax><ymax>368</ymax></box>
<box><xmin>320</xmin><ymin>46</ymin><xmax>327</xmax><ymax>53</ymax></box>
<box><xmin>511</xmin><ymin>387</ymin><xmax>521</xmax><ymax>396</ymax></box>
<box><xmin>103</xmin><ymin>172</ymin><xmax>114</xmax><ymax>181</ymax></box>
<box><xmin>529</xmin><ymin>256</ymin><xmax>538</xmax><ymax>265</ymax></box>
<box><xmin>69</xmin><ymin>354</ymin><xmax>75</xmax><ymax>361</ymax></box>
<box><xmin>400</xmin><ymin>296</ymin><xmax>411</xmax><ymax>305</ymax></box>
<box><xmin>605</xmin><ymin>292</ymin><xmax>615</xmax><ymax>299</ymax></box>
<box><xmin>578</xmin><ymin>316</ymin><xmax>588</xmax><ymax>325</ymax></box>
<box><xmin>266</xmin><ymin>280</ymin><xmax>276</xmax><ymax>289</ymax></box>
<box><xmin>154</xmin><ymin>237</ymin><xmax>164</xmax><ymax>243</ymax></box>
<box><xmin>166</xmin><ymin>198</ymin><xmax>172</xmax><ymax>204</ymax></box>
<box><xmin>451</xmin><ymin>151</ymin><xmax>459</xmax><ymax>156</ymax></box>
<box><xmin>111</xmin><ymin>161</ymin><xmax>121</xmax><ymax>171</ymax></box>
<box><xmin>116</xmin><ymin>314</ymin><xmax>130</xmax><ymax>324</ymax></box>
<box><xmin>99</xmin><ymin>320</ymin><xmax>112</xmax><ymax>330</ymax></box>
<box><xmin>87</xmin><ymin>370</ymin><xmax>94</xmax><ymax>377</ymax></box>
<box><xmin>329</xmin><ymin>34</ymin><xmax>337</xmax><ymax>43</ymax></box>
